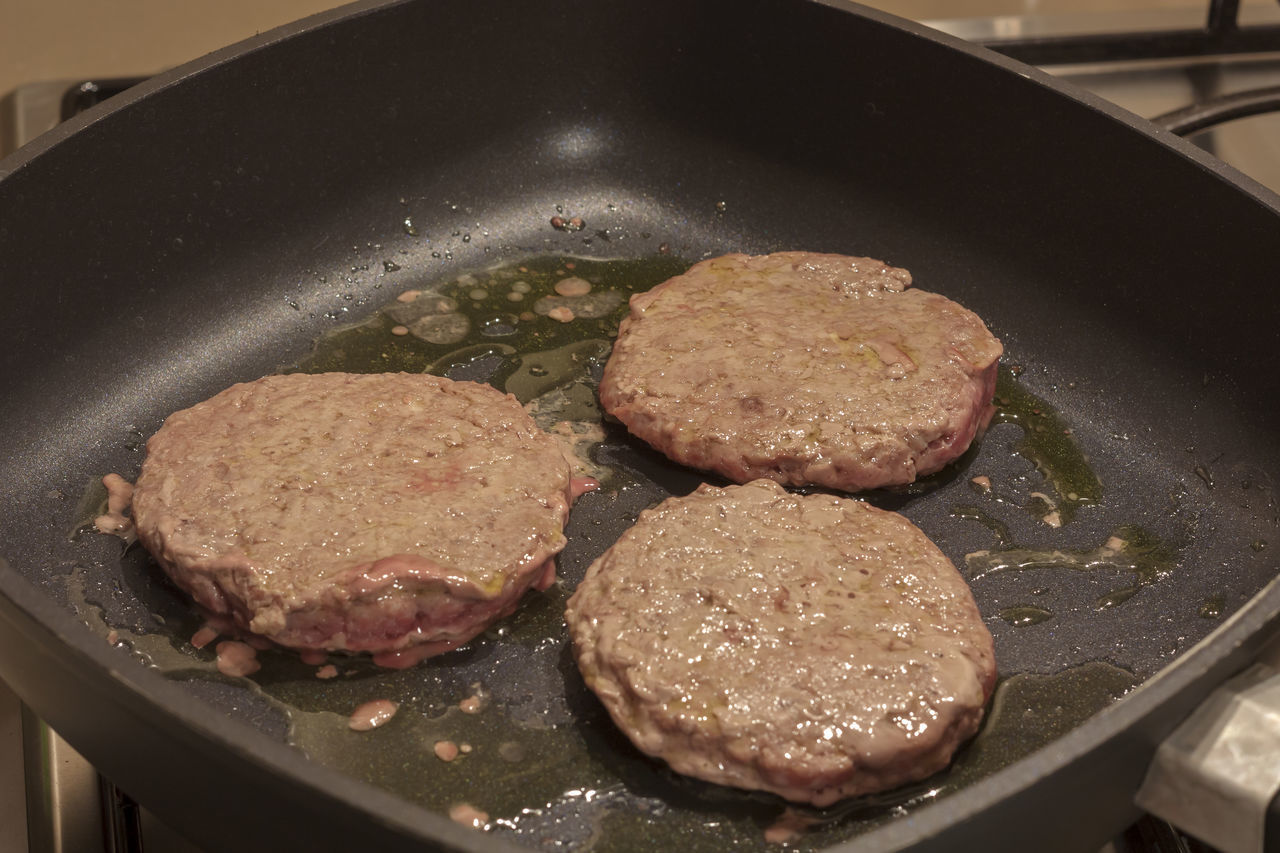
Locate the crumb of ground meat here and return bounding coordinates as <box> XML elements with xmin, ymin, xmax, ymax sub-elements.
<box><xmin>448</xmin><ymin>803</ymin><xmax>489</xmax><ymax>828</ymax></box>
<box><xmin>215</xmin><ymin>641</ymin><xmax>260</xmax><ymax>677</ymax></box>
<box><xmin>349</xmin><ymin>699</ymin><xmax>398</xmax><ymax>731</ymax></box>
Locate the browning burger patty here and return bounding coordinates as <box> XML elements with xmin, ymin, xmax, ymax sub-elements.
<box><xmin>565</xmin><ymin>479</ymin><xmax>996</xmax><ymax>805</ymax></box>
<box><xmin>131</xmin><ymin>372</ymin><xmax>572</xmax><ymax>665</ymax></box>
<box><xmin>599</xmin><ymin>252</ymin><xmax>1003</xmax><ymax>491</ymax></box>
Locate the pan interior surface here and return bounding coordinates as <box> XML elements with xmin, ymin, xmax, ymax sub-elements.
<box><xmin>2</xmin><ymin>0</ymin><xmax>1280</xmax><ymax>851</ymax></box>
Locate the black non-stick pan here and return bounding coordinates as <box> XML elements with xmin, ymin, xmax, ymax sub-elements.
<box><xmin>3</xmin><ymin>1</ymin><xmax>1280</xmax><ymax>851</ymax></box>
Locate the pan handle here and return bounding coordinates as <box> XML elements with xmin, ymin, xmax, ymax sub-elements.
<box><xmin>1150</xmin><ymin>85</ymin><xmax>1280</xmax><ymax>136</ymax></box>
<box><xmin>1135</xmin><ymin>632</ymin><xmax>1280</xmax><ymax>852</ymax></box>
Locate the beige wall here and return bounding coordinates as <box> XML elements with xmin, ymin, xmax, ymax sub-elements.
<box><xmin>1</xmin><ymin>0</ymin><xmax>1240</xmax><ymax>103</ymax></box>
<box><xmin>0</xmin><ymin>0</ymin><xmax>347</xmax><ymax>100</ymax></box>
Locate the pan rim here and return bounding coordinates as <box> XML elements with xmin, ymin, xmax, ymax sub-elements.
<box><xmin>4</xmin><ymin>0</ymin><xmax>1277</xmax><ymax>218</ymax></box>
<box><xmin>0</xmin><ymin>559</ymin><xmax>523</xmax><ymax>853</ymax></box>
<box><xmin>4</xmin><ymin>554</ymin><xmax>1280</xmax><ymax>851</ymax></box>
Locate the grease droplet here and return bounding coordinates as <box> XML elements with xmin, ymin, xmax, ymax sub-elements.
<box><xmin>998</xmin><ymin>605</ymin><xmax>1053</xmax><ymax>626</ymax></box>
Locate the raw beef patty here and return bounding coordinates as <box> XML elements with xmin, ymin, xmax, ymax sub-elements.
<box><xmin>131</xmin><ymin>372</ymin><xmax>572</xmax><ymax>666</ymax></box>
<box><xmin>599</xmin><ymin>252</ymin><xmax>1003</xmax><ymax>491</ymax></box>
<box><xmin>565</xmin><ymin>479</ymin><xmax>996</xmax><ymax>805</ymax></box>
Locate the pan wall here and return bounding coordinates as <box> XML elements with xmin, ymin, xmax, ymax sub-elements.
<box><xmin>3</xmin><ymin>0</ymin><xmax>1278</xmax><ymax>581</ymax></box>
<box><xmin>3</xmin><ymin>0</ymin><xmax>1278</xmax><ymax>447</ymax></box>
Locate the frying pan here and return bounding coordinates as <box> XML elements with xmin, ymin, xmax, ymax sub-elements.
<box><xmin>2</xmin><ymin>0</ymin><xmax>1280</xmax><ymax>850</ymax></box>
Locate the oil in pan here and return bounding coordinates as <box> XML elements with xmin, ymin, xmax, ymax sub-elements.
<box><xmin>68</xmin><ymin>253</ymin><xmax>1239</xmax><ymax>851</ymax></box>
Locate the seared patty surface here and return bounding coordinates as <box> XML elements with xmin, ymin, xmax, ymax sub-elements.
<box><xmin>132</xmin><ymin>372</ymin><xmax>572</xmax><ymax>663</ymax></box>
<box><xmin>565</xmin><ymin>479</ymin><xmax>996</xmax><ymax>805</ymax></box>
<box><xmin>599</xmin><ymin>251</ymin><xmax>1003</xmax><ymax>491</ymax></box>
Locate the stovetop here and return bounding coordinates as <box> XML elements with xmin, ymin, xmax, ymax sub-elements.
<box><xmin>2</xmin><ymin>4</ymin><xmax>1279</xmax><ymax>852</ymax></box>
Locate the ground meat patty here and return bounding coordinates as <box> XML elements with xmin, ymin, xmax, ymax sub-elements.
<box><xmin>565</xmin><ymin>479</ymin><xmax>996</xmax><ymax>805</ymax></box>
<box><xmin>598</xmin><ymin>252</ymin><xmax>1003</xmax><ymax>491</ymax></box>
<box><xmin>131</xmin><ymin>372</ymin><xmax>572</xmax><ymax>666</ymax></box>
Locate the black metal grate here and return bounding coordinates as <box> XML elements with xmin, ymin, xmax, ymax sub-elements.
<box><xmin>982</xmin><ymin>0</ymin><xmax>1280</xmax><ymax>65</ymax></box>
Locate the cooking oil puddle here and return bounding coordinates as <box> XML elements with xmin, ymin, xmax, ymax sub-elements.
<box><xmin>894</xmin><ymin>368</ymin><xmax>1098</xmax><ymax>529</ymax></box>
<box><xmin>272</xmin><ymin>660</ymin><xmax>1140</xmax><ymax>852</ymax></box>
<box><xmin>65</xmin><ymin>564</ymin><xmax>192</xmax><ymax>668</ymax></box>
<box><xmin>64</xmin><ymin>556</ymin><xmax>1143</xmax><ymax>851</ymax></box>
<box><xmin>997</xmin><ymin>605</ymin><xmax>1054</xmax><ymax>626</ymax></box>
<box><xmin>277</xmin><ymin>685</ymin><xmax>634</xmax><ymax>849</ymax></box>
<box><xmin>932</xmin><ymin>661</ymin><xmax>1139</xmax><ymax>787</ymax></box>
<box><xmin>990</xmin><ymin>367</ymin><xmax>1102</xmax><ymax>526</ymax></box>
<box><xmin>953</xmin><ymin>373</ymin><xmax>1191</xmax><ymax>623</ymax></box>
<box><xmin>295</xmin><ymin>254</ymin><xmax>686</xmax><ymax>378</ymax></box>
<box><xmin>1199</xmin><ymin>593</ymin><xmax>1226</xmax><ymax>619</ymax></box>
<box><xmin>68</xmin><ymin>253</ymin><xmax>1169</xmax><ymax>851</ymax></box>
<box><xmin>951</xmin><ymin>504</ymin><xmax>1013</xmax><ymax>546</ymax></box>
<box><xmin>963</xmin><ymin>525</ymin><xmax>1182</xmax><ymax>615</ymax></box>
<box><xmin>293</xmin><ymin>254</ymin><xmax>684</xmax><ymax>488</ymax></box>
<box><xmin>68</xmin><ymin>477</ymin><xmax>112</xmax><ymax>540</ymax></box>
